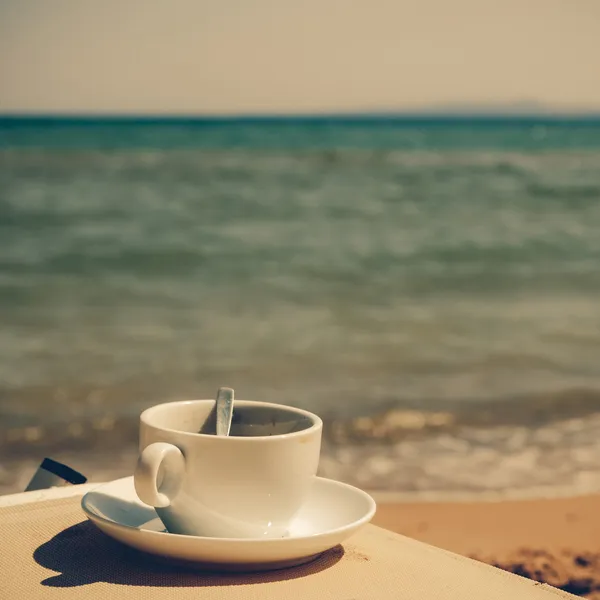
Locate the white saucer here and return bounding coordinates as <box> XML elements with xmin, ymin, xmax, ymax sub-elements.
<box><xmin>81</xmin><ymin>476</ymin><xmax>376</xmax><ymax>572</ymax></box>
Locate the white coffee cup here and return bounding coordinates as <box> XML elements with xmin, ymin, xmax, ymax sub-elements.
<box><xmin>134</xmin><ymin>399</ymin><xmax>322</xmax><ymax>539</ymax></box>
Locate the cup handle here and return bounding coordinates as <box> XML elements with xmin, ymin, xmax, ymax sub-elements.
<box><xmin>134</xmin><ymin>442</ymin><xmax>185</xmax><ymax>508</ymax></box>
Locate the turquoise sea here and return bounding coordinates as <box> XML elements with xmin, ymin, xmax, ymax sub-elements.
<box><xmin>2</xmin><ymin>115</ymin><xmax>600</xmax><ymax>496</ymax></box>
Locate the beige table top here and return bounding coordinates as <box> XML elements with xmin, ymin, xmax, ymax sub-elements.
<box><xmin>0</xmin><ymin>485</ymin><xmax>576</xmax><ymax>599</ymax></box>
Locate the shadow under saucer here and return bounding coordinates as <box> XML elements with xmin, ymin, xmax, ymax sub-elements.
<box><xmin>34</xmin><ymin>520</ymin><xmax>345</xmax><ymax>588</ymax></box>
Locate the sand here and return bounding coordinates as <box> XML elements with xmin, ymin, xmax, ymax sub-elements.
<box><xmin>373</xmin><ymin>493</ymin><xmax>600</xmax><ymax>598</ymax></box>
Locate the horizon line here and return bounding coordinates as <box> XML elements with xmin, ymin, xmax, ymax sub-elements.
<box><xmin>2</xmin><ymin>110</ymin><xmax>600</xmax><ymax>123</ymax></box>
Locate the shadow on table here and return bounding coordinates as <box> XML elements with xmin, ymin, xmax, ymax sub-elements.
<box><xmin>34</xmin><ymin>521</ymin><xmax>344</xmax><ymax>588</ymax></box>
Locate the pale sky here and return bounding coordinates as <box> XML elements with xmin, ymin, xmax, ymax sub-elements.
<box><xmin>1</xmin><ymin>0</ymin><xmax>600</xmax><ymax>114</ymax></box>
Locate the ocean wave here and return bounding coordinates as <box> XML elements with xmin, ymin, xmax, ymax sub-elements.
<box><xmin>3</xmin><ymin>388</ymin><xmax>600</xmax><ymax>497</ymax></box>
<box><xmin>3</xmin><ymin>386</ymin><xmax>600</xmax><ymax>456</ymax></box>
<box><xmin>323</xmin><ymin>387</ymin><xmax>600</xmax><ymax>444</ymax></box>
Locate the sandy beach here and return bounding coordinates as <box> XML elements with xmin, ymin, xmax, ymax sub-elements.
<box><xmin>373</xmin><ymin>493</ymin><xmax>600</xmax><ymax>598</ymax></box>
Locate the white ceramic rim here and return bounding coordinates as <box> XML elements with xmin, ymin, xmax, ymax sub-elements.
<box><xmin>140</xmin><ymin>399</ymin><xmax>323</xmax><ymax>441</ymax></box>
<box><xmin>81</xmin><ymin>476</ymin><xmax>376</xmax><ymax>544</ymax></box>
